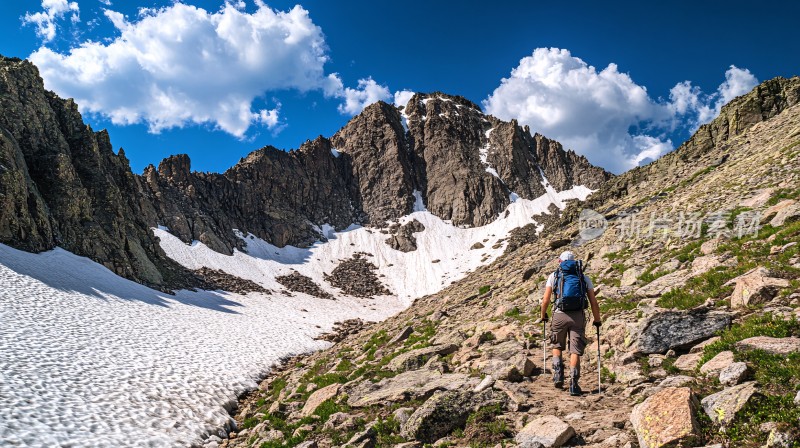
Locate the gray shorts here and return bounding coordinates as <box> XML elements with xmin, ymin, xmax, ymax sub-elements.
<box><xmin>549</xmin><ymin>310</ymin><xmax>587</xmax><ymax>355</ymax></box>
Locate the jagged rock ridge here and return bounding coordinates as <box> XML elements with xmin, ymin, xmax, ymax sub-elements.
<box><xmin>0</xmin><ymin>55</ymin><xmax>610</xmax><ymax>288</ymax></box>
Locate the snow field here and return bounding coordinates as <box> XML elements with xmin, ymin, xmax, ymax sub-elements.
<box><xmin>0</xmin><ymin>244</ymin><xmax>404</xmax><ymax>447</ymax></box>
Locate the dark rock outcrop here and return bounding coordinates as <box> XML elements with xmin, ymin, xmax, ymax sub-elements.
<box><xmin>386</xmin><ymin>219</ymin><xmax>425</xmax><ymax>252</ymax></box>
<box><xmin>324</xmin><ymin>254</ymin><xmax>391</xmax><ymax>298</ymax></box>
<box><xmin>0</xmin><ymin>56</ymin><xmax>187</xmax><ymax>288</ymax></box>
<box><xmin>275</xmin><ymin>271</ymin><xmax>333</xmax><ymax>300</ymax></box>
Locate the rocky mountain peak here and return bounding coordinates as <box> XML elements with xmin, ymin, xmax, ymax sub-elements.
<box><xmin>1</xmin><ymin>55</ymin><xmax>611</xmax><ymax>288</ymax></box>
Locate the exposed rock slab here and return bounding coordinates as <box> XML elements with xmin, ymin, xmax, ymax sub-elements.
<box><xmin>400</xmin><ymin>389</ymin><xmax>496</xmax><ymax>443</ymax></box>
<box><xmin>719</xmin><ymin>362</ymin><xmax>749</xmax><ymax>386</ymax></box>
<box><xmin>301</xmin><ymin>383</ymin><xmax>340</xmax><ymax>417</ymax></box>
<box><xmin>727</xmin><ymin>267</ymin><xmax>789</xmax><ymax>308</ymax></box>
<box><xmin>346</xmin><ymin>370</ymin><xmax>472</xmax><ymax>407</ymax></box>
<box><xmin>630</xmin><ymin>387</ymin><xmax>700</xmax><ymax>448</ymax></box>
<box><xmin>673</xmin><ymin>352</ymin><xmax>703</xmax><ymax>371</ymax></box>
<box><xmin>635</xmin><ymin>270</ymin><xmax>690</xmax><ymax>298</ymax></box>
<box><xmin>386</xmin><ymin>344</ymin><xmax>459</xmax><ymax>372</ymax></box>
<box><xmin>515</xmin><ymin>415</ymin><xmax>576</xmax><ymax>448</ymax></box>
<box><xmin>632</xmin><ymin>310</ymin><xmax>732</xmax><ymax>354</ymax></box>
<box><xmin>734</xmin><ymin>336</ymin><xmax>800</xmax><ymax>355</ymax></box>
<box><xmin>701</xmin><ymin>381</ymin><xmax>757</xmax><ymax>425</ymax></box>
<box><xmin>762</xmin><ymin>199</ymin><xmax>800</xmax><ymax>227</ymax></box>
<box><xmin>699</xmin><ymin>351</ymin><xmax>734</xmax><ymax>376</ymax></box>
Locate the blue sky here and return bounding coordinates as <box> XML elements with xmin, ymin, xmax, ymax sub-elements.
<box><xmin>4</xmin><ymin>1</ymin><xmax>799</xmax><ymax>174</ymax></box>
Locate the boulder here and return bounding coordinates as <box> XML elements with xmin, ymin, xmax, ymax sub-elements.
<box><xmin>691</xmin><ymin>255</ymin><xmax>727</xmax><ymax>275</ymax></box>
<box><xmin>473</xmin><ymin>375</ymin><xmax>495</xmax><ymax>392</ymax></box>
<box><xmin>701</xmin><ymin>381</ymin><xmax>758</xmax><ymax>426</ymax></box>
<box><xmin>739</xmin><ymin>188</ymin><xmax>774</xmax><ymax>208</ymax></box>
<box><xmin>635</xmin><ymin>270</ymin><xmax>690</xmax><ymax>298</ymax></box>
<box><xmin>632</xmin><ymin>310</ymin><xmax>732</xmax><ymax>354</ymax></box>
<box><xmin>761</xmin><ymin>199</ymin><xmax>800</xmax><ymax>227</ymax></box>
<box><xmin>389</xmin><ymin>326</ymin><xmax>414</xmax><ymax>345</ymax></box>
<box><xmin>478</xmin><ymin>354</ymin><xmax>535</xmax><ymax>382</ymax></box>
<box><xmin>766</xmin><ymin>429</ymin><xmax>795</xmax><ymax>448</ymax></box>
<box><xmin>515</xmin><ymin>415</ymin><xmax>576</xmax><ymax>448</ymax></box>
<box><xmin>344</xmin><ymin>422</ymin><xmax>377</xmax><ymax>448</ymax></box>
<box><xmin>734</xmin><ymin>336</ymin><xmax>800</xmax><ymax>355</ymax></box>
<box><xmin>699</xmin><ymin>351</ymin><xmax>734</xmax><ymax>376</ymax></box>
<box><xmin>549</xmin><ymin>239</ymin><xmax>571</xmax><ymax>250</ymax></box>
<box><xmin>400</xmin><ymin>389</ymin><xmax>494</xmax><ymax>443</ymax></box>
<box><xmin>322</xmin><ymin>412</ymin><xmax>355</xmax><ymax>431</ymax></box>
<box><xmin>690</xmin><ymin>336</ymin><xmax>720</xmax><ymax>353</ymax></box>
<box><xmin>393</xmin><ymin>407</ymin><xmax>414</xmax><ymax>427</ymax></box>
<box><xmin>295</xmin><ymin>442</ymin><xmax>318</xmax><ymax>448</ymax></box>
<box><xmin>727</xmin><ymin>267</ymin><xmax>789</xmax><ymax>308</ymax></box>
<box><xmin>658</xmin><ymin>375</ymin><xmax>695</xmax><ymax>388</ymax></box>
<box><xmin>300</xmin><ymin>383</ymin><xmax>340</xmax><ymax>417</ymax></box>
<box><xmin>719</xmin><ymin>362</ymin><xmax>749</xmax><ymax>386</ymax></box>
<box><xmin>621</xmin><ymin>267</ymin><xmax>644</xmax><ymax>287</ymax></box>
<box><xmin>346</xmin><ymin>370</ymin><xmax>472</xmax><ymax>407</ymax></box>
<box><xmin>386</xmin><ymin>344</ymin><xmax>459</xmax><ymax>372</ymax></box>
<box><xmin>657</xmin><ymin>259</ymin><xmax>681</xmax><ymax>274</ymax></box>
<box><xmin>630</xmin><ymin>387</ymin><xmax>700</xmax><ymax>448</ymax></box>
<box><xmin>494</xmin><ymin>380</ymin><xmax>532</xmax><ymax>412</ymax></box>
<box><xmin>673</xmin><ymin>352</ymin><xmax>702</xmax><ymax>371</ymax></box>
<box><xmin>795</xmin><ymin>390</ymin><xmax>800</xmax><ymax>407</ymax></box>
<box><xmin>700</xmin><ymin>238</ymin><xmax>721</xmax><ymax>255</ymax></box>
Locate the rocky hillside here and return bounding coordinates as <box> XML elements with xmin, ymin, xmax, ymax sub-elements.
<box><xmin>217</xmin><ymin>77</ymin><xmax>800</xmax><ymax>448</ymax></box>
<box><xmin>0</xmin><ymin>55</ymin><xmax>609</xmax><ymax>289</ymax></box>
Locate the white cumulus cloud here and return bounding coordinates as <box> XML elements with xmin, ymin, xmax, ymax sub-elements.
<box><xmin>670</xmin><ymin>65</ymin><xmax>758</xmax><ymax>127</ymax></box>
<box><xmin>23</xmin><ymin>0</ymin><xmax>80</xmax><ymax>42</ymax></box>
<box><xmin>483</xmin><ymin>48</ymin><xmax>758</xmax><ymax>174</ymax></box>
<box><xmin>393</xmin><ymin>90</ymin><xmax>415</xmax><ymax>108</ymax></box>
<box><xmin>28</xmin><ymin>2</ymin><xmax>390</xmax><ymax>137</ymax></box>
<box><xmin>330</xmin><ymin>77</ymin><xmax>391</xmax><ymax>115</ymax></box>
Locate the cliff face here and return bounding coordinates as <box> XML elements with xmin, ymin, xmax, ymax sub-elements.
<box><xmin>0</xmin><ymin>55</ymin><xmax>611</xmax><ymax>287</ymax></box>
<box><xmin>0</xmin><ymin>57</ymin><xmax>180</xmax><ymax>286</ymax></box>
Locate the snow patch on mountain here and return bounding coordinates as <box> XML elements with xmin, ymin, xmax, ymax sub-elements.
<box><xmin>155</xmin><ymin>184</ymin><xmax>592</xmax><ymax>302</ymax></box>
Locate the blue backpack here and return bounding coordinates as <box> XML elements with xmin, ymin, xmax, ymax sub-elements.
<box><xmin>553</xmin><ymin>260</ymin><xmax>588</xmax><ymax>311</ymax></box>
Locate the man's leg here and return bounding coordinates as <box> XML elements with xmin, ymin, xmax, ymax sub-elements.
<box><xmin>552</xmin><ymin>348</ymin><xmax>564</xmax><ymax>388</ymax></box>
<box><xmin>568</xmin><ymin>313</ymin><xmax>587</xmax><ymax>396</ymax></box>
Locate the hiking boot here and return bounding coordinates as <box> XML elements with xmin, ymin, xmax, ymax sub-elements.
<box><xmin>569</xmin><ymin>367</ymin><xmax>582</xmax><ymax>396</ymax></box>
<box><xmin>552</xmin><ymin>357</ymin><xmax>564</xmax><ymax>388</ymax></box>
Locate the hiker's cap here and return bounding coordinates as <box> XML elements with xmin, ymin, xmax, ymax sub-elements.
<box><xmin>559</xmin><ymin>250</ymin><xmax>575</xmax><ymax>261</ymax></box>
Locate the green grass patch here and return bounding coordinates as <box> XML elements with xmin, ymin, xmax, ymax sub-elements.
<box><xmin>700</xmin><ymin>314</ymin><xmax>800</xmax><ymax>395</ymax></box>
<box><xmin>335</xmin><ymin>358</ymin><xmax>353</xmax><ymax>372</ymax></box>
<box><xmin>268</xmin><ymin>377</ymin><xmax>287</xmax><ymax>401</ymax></box>
<box><xmin>374</xmin><ymin>415</ymin><xmax>405</xmax><ymax>445</ymax></box>
<box><xmin>478</xmin><ymin>285</ymin><xmax>491</xmax><ymax>295</ymax></box>
<box><xmin>637</xmin><ymin>263</ymin><xmax>669</xmax><ymax>285</ymax></box>
<box><xmin>670</xmin><ymin>240</ymin><xmax>704</xmax><ymax>264</ymax></box>
<box><xmin>599</xmin><ymin>294</ymin><xmax>638</xmax><ymax>314</ymax></box>
<box><xmin>404</xmin><ymin>319</ymin><xmax>437</xmax><ymax>348</ymax></box>
<box><xmin>656</xmin><ymin>264</ymin><xmax>750</xmax><ymax>310</ymax></box>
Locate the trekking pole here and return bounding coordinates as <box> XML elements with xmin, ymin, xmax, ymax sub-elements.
<box><xmin>596</xmin><ymin>324</ymin><xmax>602</xmax><ymax>394</ymax></box>
<box><xmin>542</xmin><ymin>320</ymin><xmax>547</xmax><ymax>374</ymax></box>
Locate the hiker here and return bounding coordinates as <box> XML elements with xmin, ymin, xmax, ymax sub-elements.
<box><xmin>540</xmin><ymin>250</ymin><xmax>601</xmax><ymax>396</ymax></box>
